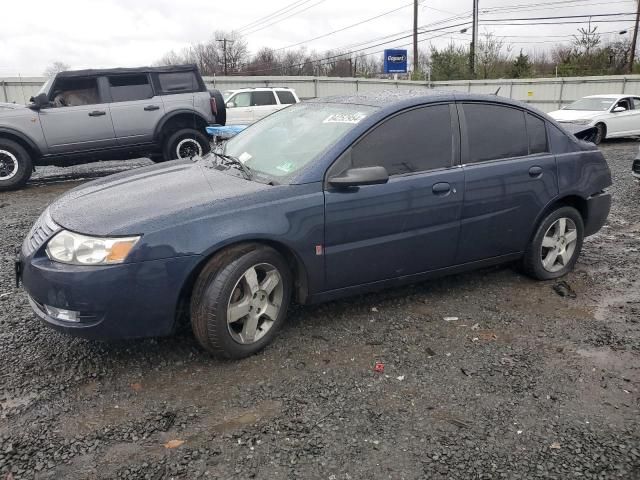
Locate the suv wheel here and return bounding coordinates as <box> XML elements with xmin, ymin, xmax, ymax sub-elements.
<box><xmin>163</xmin><ymin>128</ymin><xmax>210</xmax><ymax>161</ymax></box>
<box><xmin>522</xmin><ymin>206</ymin><xmax>584</xmax><ymax>280</ymax></box>
<box><xmin>190</xmin><ymin>245</ymin><xmax>292</xmax><ymax>359</ymax></box>
<box><xmin>0</xmin><ymin>139</ymin><xmax>33</xmax><ymax>191</ymax></box>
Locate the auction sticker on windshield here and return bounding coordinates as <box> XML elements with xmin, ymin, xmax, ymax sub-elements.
<box><xmin>323</xmin><ymin>112</ymin><xmax>368</xmax><ymax>124</ymax></box>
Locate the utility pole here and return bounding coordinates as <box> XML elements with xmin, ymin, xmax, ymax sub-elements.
<box><xmin>217</xmin><ymin>38</ymin><xmax>234</xmax><ymax>76</ymax></box>
<box><xmin>413</xmin><ymin>0</ymin><xmax>419</xmax><ymax>77</ymax></box>
<box><xmin>470</xmin><ymin>0</ymin><xmax>479</xmax><ymax>77</ymax></box>
<box><xmin>630</xmin><ymin>0</ymin><xmax>640</xmax><ymax>73</ymax></box>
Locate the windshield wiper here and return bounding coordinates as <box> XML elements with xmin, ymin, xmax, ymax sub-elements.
<box><xmin>212</xmin><ymin>152</ymin><xmax>253</xmax><ymax>180</ymax></box>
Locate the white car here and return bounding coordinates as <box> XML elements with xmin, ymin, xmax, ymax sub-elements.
<box><xmin>548</xmin><ymin>94</ymin><xmax>640</xmax><ymax>144</ymax></box>
<box><xmin>223</xmin><ymin>87</ymin><xmax>300</xmax><ymax>125</ymax></box>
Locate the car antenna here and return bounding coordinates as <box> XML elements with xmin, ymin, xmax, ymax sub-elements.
<box><xmin>493</xmin><ymin>87</ymin><xmax>501</xmax><ymax>96</ymax></box>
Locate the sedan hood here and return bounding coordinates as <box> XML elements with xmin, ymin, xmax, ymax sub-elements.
<box><xmin>547</xmin><ymin>109</ymin><xmax>601</xmax><ymax>122</ymax></box>
<box><xmin>49</xmin><ymin>159</ymin><xmax>269</xmax><ymax>236</ymax></box>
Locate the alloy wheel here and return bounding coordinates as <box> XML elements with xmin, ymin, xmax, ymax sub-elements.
<box><xmin>227</xmin><ymin>263</ymin><xmax>284</xmax><ymax>344</ymax></box>
<box><xmin>176</xmin><ymin>138</ymin><xmax>203</xmax><ymax>159</ymax></box>
<box><xmin>0</xmin><ymin>150</ymin><xmax>18</xmax><ymax>181</ymax></box>
<box><xmin>540</xmin><ymin>217</ymin><xmax>578</xmax><ymax>273</ymax></box>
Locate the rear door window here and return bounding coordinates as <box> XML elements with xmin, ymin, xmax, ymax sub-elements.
<box><xmin>633</xmin><ymin>97</ymin><xmax>640</xmax><ymax>110</ymax></box>
<box><xmin>108</xmin><ymin>74</ymin><xmax>153</xmax><ymax>102</ymax></box>
<box><xmin>462</xmin><ymin>103</ymin><xmax>528</xmax><ymax>163</ymax></box>
<box><xmin>276</xmin><ymin>91</ymin><xmax>297</xmax><ymax>104</ymax></box>
<box><xmin>157</xmin><ymin>71</ymin><xmax>199</xmax><ymax>94</ymax></box>
<box><xmin>351</xmin><ymin>104</ymin><xmax>454</xmax><ymax>176</ymax></box>
<box><xmin>525</xmin><ymin>113</ymin><xmax>548</xmax><ymax>154</ymax></box>
<box><xmin>251</xmin><ymin>91</ymin><xmax>277</xmax><ymax>106</ymax></box>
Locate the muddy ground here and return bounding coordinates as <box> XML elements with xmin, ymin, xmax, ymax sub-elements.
<box><xmin>0</xmin><ymin>144</ymin><xmax>638</xmax><ymax>480</ymax></box>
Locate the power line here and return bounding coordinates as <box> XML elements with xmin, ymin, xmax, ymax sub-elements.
<box><xmin>273</xmin><ymin>2</ymin><xmax>417</xmax><ymax>51</ymax></box>
<box><xmin>241</xmin><ymin>0</ymin><xmax>327</xmax><ymax>36</ymax></box>
<box><xmin>482</xmin><ymin>12</ymin><xmax>636</xmax><ymax>22</ymax></box>
<box><xmin>238</xmin><ymin>21</ymin><xmax>474</xmax><ymax>75</ymax></box>
<box><xmin>236</xmin><ymin>0</ymin><xmax>313</xmax><ymax>32</ymax></box>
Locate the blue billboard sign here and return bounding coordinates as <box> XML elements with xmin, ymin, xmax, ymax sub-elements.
<box><xmin>383</xmin><ymin>49</ymin><xmax>408</xmax><ymax>74</ymax></box>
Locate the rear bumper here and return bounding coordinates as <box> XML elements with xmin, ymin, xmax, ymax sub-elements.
<box><xmin>584</xmin><ymin>192</ymin><xmax>611</xmax><ymax>237</ymax></box>
<box><xmin>21</xmin><ymin>253</ymin><xmax>201</xmax><ymax>340</ymax></box>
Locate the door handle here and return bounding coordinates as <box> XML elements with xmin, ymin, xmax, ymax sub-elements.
<box><xmin>529</xmin><ymin>166</ymin><xmax>543</xmax><ymax>178</ymax></box>
<box><xmin>88</xmin><ymin>110</ymin><xmax>106</xmax><ymax>117</ymax></box>
<box><xmin>432</xmin><ymin>182</ymin><xmax>451</xmax><ymax>195</ymax></box>
<box><xmin>144</xmin><ymin>105</ymin><xmax>160</xmax><ymax>111</ymax></box>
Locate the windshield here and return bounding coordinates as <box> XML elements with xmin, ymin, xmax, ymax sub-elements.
<box><xmin>223</xmin><ymin>103</ymin><xmax>377</xmax><ymax>181</ymax></box>
<box><xmin>564</xmin><ymin>97</ymin><xmax>617</xmax><ymax>111</ymax></box>
<box><xmin>223</xmin><ymin>90</ymin><xmax>234</xmax><ymax>101</ymax></box>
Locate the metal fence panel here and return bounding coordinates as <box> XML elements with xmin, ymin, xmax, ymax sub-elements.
<box><xmin>4</xmin><ymin>75</ymin><xmax>640</xmax><ymax>115</ymax></box>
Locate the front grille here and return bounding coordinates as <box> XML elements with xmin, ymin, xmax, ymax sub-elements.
<box><xmin>22</xmin><ymin>208</ymin><xmax>60</xmax><ymax>256</ymax></box>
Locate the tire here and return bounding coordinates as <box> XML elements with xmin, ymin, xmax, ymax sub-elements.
<box><xmin>522</xmin><ymin>206</ymin><xmax>584</xmax><ymax>280</ymax></box>
<box><xmin>0</xmin><ymin>138</ymin><xmax>32</xmax><ymax>191</ymax></box>
<box><xmin>163</xmin><ymin>128</ymin><xmax>211</xmax><ymax>161</ymax></box>
<box><xmin>209</xmin><ymin>89</ymin><xmax>226</xmax><ymax>126</ymax></box>
<box><xmin>190</xmin><ymin>245</ymin><xmax>292</xmax><ymax>359</ymax></box>
<box><xmin>148</xmin><ymin>153</ymin><xmax>165</xmax><ymax>164</ymax></box>
<box><xmin>594</xmin><ymin>123</ymin><xmax>606</xmax><ymax>145</ymax></box>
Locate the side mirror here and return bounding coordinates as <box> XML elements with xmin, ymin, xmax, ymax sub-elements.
<box><xmin>613</xmin><ymin>106</ymin><xmax>626</xmax><ymax>113</ymax></box>
<box><xmin>226</xmin><ymin>101</ymin><xmax>235</xmax><ymax>108</ymax></box>
<box><xmin>29</xmin><ymin>93</ymin><xmax>49</xmax><ymax>110</ymax></box>
<box><xmin>328</xmin><ymin>166</ymin><xmax>389</xmax><ymax>188</ymax></box>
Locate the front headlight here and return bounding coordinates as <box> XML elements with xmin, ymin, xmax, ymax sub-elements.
<box><xmin>571</xmin><ymin>119</ymin><xmax>593</xmax><ymax>125</ymax></box>
<box><xmin>46</xmin><ymin>230</ymin><xmax>140</xmax><ymax>265</ymax></box>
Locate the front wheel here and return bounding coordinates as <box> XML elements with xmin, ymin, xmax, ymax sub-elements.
<box><xmin>163</xmin><ymin>128</ymin><xmax>211</xmax><ymax>161</ymax></box>
<box><xmin>593</xmin><ymin>123</ymin><xmax>606</xmax><ymax>145</ymax></box>
<box><xmin>190</xmin><ymin>245</ymin><xmax>292</xmax><ymax>359</ymax></box>
<box><xmin>522</xmin><ymin>206</ymin><xmax>584</xmax><ymax>280</ymax></box>
<box><xmin>0</xmin><ymin>139</ymin><xmax>32</xmax><ymax>191</ymax></box>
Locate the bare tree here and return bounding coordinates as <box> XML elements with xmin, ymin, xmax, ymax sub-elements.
<box><xmin>247</xmin><ymin>47</ymin><xmax>280</xmax><ymax>75</ymax></box>
<box><xmin>476</xmin><ymin>32</ymin><xmax>511</xmax><ymax>79</ymax></box>
<box><xmin>214</xmin><ymin>30</ymin><xmax>249</xmax><ymax>74</ymax></box>
<box><xmin>43</xmin><ymin>61</ymin><xmax>70</xmax><ymax>77</ymax></box>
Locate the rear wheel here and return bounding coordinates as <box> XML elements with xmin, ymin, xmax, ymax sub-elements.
<box><xmin>594</xmin><ymin>123</ymin><xmax>606</xmax><ymax>145</ymax></box>
<box><xmin>0</xmin><ymin>138</ymin><xmax>32</xmax><ymax>191</ymax></box>
<box><xmin>190</xmin><ymin>245</ymin><xmax>292</xmax><ymax>359</ymax></box>
<box><xmin>522</xmin><ymin>206</ymin><xmax>584</xmax><ymax>280</ymax></box>
<box><xmin>163</xmin><ymin>128</ymin><xmax>210</xmax><ymax>161</ymax></box>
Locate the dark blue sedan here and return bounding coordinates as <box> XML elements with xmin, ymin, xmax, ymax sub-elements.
<box><xmin>19</xmin><ymin>91</ymin><xmax>612</xmax><ymax>358</ymax></box>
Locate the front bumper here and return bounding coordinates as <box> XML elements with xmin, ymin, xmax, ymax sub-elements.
<box><xmin>584</xmin><ymin>191</ymin><xmax>612</xmax><ymax>237</ymax></box>
<box><xmin>21</xmin><ymin>252</ymin><xmax>201</xmax><ymax>340</ymax></box>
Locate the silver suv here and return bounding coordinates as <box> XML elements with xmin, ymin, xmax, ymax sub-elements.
<box><xmin>0</xmin><ymin>64</ymin><xmax>225</xmax><ymax>191</ymax></box>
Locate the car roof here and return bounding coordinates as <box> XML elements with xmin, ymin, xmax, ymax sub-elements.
<box><xmin>307</xmin><ymin>89</ymin><xmax>544</xmax><ymax>112</ymax></box>
<box><xmin>55</xmin><ymin>64</ymin><xmax>197</xmax><ymax>79</ymax></box>
<box><xmin>226</xmin><ymin>87</ymin><xmax>294</xmax><ymax>92</ymax></box>
<box><xmin>584</xmin><ymin>94</ymin><xmax>631</xmax><ymax>99</ymax></box>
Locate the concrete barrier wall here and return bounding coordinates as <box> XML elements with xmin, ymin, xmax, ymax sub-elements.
<box><xmin>4</xmin><ymin>74</ymin><xmax>640</xmax><ymax>113</ymax></box>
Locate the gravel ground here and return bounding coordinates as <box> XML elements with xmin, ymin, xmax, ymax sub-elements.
<box><xmin>0</xmin><ymin>147</ymin><xmax>639</xmax><ymax>480</ymax></box>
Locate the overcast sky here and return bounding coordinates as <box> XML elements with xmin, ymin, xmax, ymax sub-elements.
<box><xmin>0</xmin><ymin>0</ymin><xmax>636</xmax><ymax>76</ymax></box>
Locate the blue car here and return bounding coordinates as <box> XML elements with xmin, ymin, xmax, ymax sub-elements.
<box><xmin>18</xmin><ymin>91</ymin><xmax>612</xmax><ymax>358</ymax></box>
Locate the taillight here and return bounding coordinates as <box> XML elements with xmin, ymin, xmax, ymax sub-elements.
<box><xmin>210</xmin><ymin>97</ymin><xmax>217</xmax><ymax>115</ymax></box>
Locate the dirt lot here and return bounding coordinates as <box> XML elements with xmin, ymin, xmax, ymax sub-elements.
<box><xmin>0</xmin><ymin>145</ymin><xmax>639</xmax><ymax>480</ymax></box>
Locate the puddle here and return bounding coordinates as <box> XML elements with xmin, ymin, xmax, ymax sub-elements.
<box><xmin>209</xmin><ymin>400</ymin><xmax>282</xmax><ymax>433</ymax></box>
<box><xmin>0</xmin><ymin>392</ymin><xmax>38</xmax><ymax>415</ymax></box>
<box><xmin>593</xmin><ymin>289</ymin><xmax>640</xmax><ymax>322</ymax></box>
